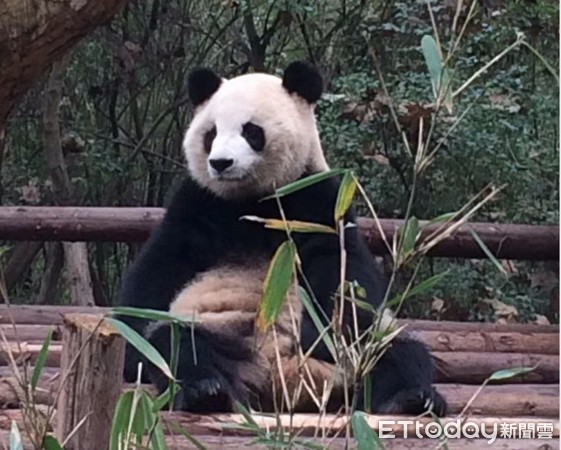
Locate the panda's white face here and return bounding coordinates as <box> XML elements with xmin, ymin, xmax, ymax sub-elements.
<box><xmin>183</xmin><ymin>68</ymin><xmax>328</xmax><ymax>199</ymax></box>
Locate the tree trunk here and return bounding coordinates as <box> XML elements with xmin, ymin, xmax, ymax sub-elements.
<box><xmin>36</xmin><ymin>242</ymin><xmax>64</xmax><ymax>305</ymax></box>
<box><xmin>42</xmin><ymin>56</ymin><xmax>95</xmax><ymax>306</ymax></box>
<box><xmin>62</xmin><ymin>243</ymin><xmax>95</xmax><ymax>306</ymax></box>
<box><xmin>0</xmin><ymin>242</ymin><xmax>42</xmax><ymax>302</ymax></box>
<box><xmin>0</xmin><ymin>0</ymin><xmax>127</xmax><ymax>127</ymax></box>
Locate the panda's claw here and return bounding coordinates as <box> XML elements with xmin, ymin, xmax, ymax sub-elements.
<box><xmin>377</xmin><ymin>387</ymin><xmax>447</xmax><ymax>417</ymax></box>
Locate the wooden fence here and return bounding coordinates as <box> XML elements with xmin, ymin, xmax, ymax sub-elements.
<box><xmin>0</xmin><ymin>206</ymin><xmax>558</xmax><ymax>260</ymax></box>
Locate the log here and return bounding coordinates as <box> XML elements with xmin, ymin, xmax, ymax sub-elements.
<box><xmin>0</xmin><ymin>324</ymin><xmax>62</xmax><ymax>342</ymax></box>
<box><xmin>0</xmin><ymin>373</ymin><xmax>556</xmax><ymax>418</ymax></box>
<box><xmin>0</xmin><ymin>428</ymin><xmax>555</xmax><ymax>450</ymax></box>
<box><xmin>56</xmin><ymin>314</ymin><xmax>125</xmax><ymax>450</ymax></box>
<box><xmin>357</xmin><ymin>217</ymin><xmax>559</xmax><ymax>260</ymax></box>
<box><xmin>409</xmin><ymin>329</ymin><xmax>559</xmax><ymax>355</ymax></box>
<box><xmin>164</xmin><ymin>436</ymin><xmax>561</xmax><ymax>450</ymax></box>
<box><xmin>433</xmin><ymin>352</ymin><xmax>559</xmax><ymax>384</ymax></box>
<box><xmin>0</xmin><ymin>323</ymin><xmax>557</xmax><ymax>354</ymax></box>
<box><xmin>0</xmin><ymin>408</ymin><xmax>558</xmax><ymax>440</ymax></box>
<box><xmin>0</xmin><ymin>207</ymin><xmax>556</xmax><ymax>260</ymax></box>
<box><xmin>0</xmin><ymin>305</ymin><xmax>109</xmax><ymax>326</ymax></box>
<box><xmin>403</xmin><ymin>319</ymin><xmax>559</xmax><ymax>333</ymax></box>
<box><xmin>441</xmin><ymin>383</ymin><xmax>559</xmax><ymax>417</ymax></box>
<box><xmin>1</xmin><ymin>345</ymin><xmax>558</xmax><ymax>386</ymax></box>
<box><xmin>162</xmin><ymin>412</ymin><xmax>560</xmax><ymax>438</ymax></box>
<box><xmin>0</xmin><ymin>207</ymin><xmax>162</xmax><ymax>242</ymax></box>
<box><xmin>0</xmin><ymin>342</ymin><xmax>61</xmax><ymax>367</ymax></box>
<box><xmin>0</xmin><ymin>305</ymin><xmax>557</xmax><ymax>333</ymax></box>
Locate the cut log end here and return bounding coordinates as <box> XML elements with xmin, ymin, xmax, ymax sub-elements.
<box><xmin>62</xmin><ymin>313</ymin><xmax>116</xmax><ymax>338</ymax></box>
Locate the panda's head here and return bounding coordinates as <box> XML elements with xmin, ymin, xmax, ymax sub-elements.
<box><xmin>183</xmin><ymin>62</ymin><xmax>329</xmax><ymax>199</ymax></box>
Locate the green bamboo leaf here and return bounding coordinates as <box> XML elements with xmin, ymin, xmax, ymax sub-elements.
<box><xmin>421</xmin><ymin>35</ymin><xmax>453</xmax><ymax>112</ymax></box>
<box><xmin>489</xmin><ymin>366</ymin><xmax>535</xmax><ymax>381</ymax></box>
<box><xmin>31</xmin><ymin>329</ymin><xmax>53</xmax><ymax>391</ymax></box>
<box><xmin>42</xmin><ymin>436</ymin><xmax>64</xmax><ymax>450</ymax></box>
<box><xmin>110</xmin><ymin>306</ymin><xmax>198</xmax><ymax>325</ymax></box>
<box><xmin>131</xmin><ymin>392</ymin><xmax>151</xmax><ymax>437</ymax></box>
<box><xmin>400</xmin><ymin>216</ymin><xmax>419</xmax><ymax>255</ymax></box>
<box><xmin>263</xmin><ymin>169</ymin><xmax>346</xmax><ymax>200</ymax></box>
<box><xmin>257</xmin><ymin>241</ymin><xmax>296</xmax><ymax>330</ymax></box>
<box><xmin>362</xmin><ymin>377</ymin><xmax>372</xmax><ymax>413</ymax></box>
<box><xmin>9</xmin><ymin>421</ymin><xmax>23</xmax><ymax>450</ymax></box>
<box><xmin>386</xmin><ymin>271</ymin><xmax>449</xmax><ymax>307</ymax></box>
<box><xmin>470</xmin><ymin>229</ymin><xmax>507</xmax><ymax>276</ymax></box>
<box><xmin>334</xmin><ymin>171</ymin><xmax>357</xmax><ymax>223</ymax></box>
<box><xmin>150</xmin><ymin>425</ymin><xmax>168</xmax><ymax>450</ymax></box>
<box><xmin>427</xmin><ymin>212</ymin><xmax>457</xmax><ymax>224</ymax></box>
<box><xmin>106</xmin><ymin>318</ymin><xmax>175</xmax><ymax>380</ymax></box>
<box><xmin>166</xmin><ymin>322</ymin><xmax>181</xmax><ymax>410</ymax></box>
<box><xmin>421</xmin><ymin>35</ymin><xmax>443</xmax><ymax>94</ymax></box>
<box><xmin>241</xmin><ymin>216</ymin><xmax>336</xmax><ymax>234</ymax></box>
<box><xmin>135</xmin><ymin>393</ymin><xmax>168</xmax><ymax>450</ymax></box>
<box><xmin>298</xmin><ymin>287</ymin><xmax>336</xmax><ymax>360</ymax></box>
<box><xmin>109</xmin><ymin>391</ymin><xmax>134</xmax><ymax>450</ymax></box>
<box><xmin>351</xmin><ymin>412</ymin><xmax>382</xmax><ymax>450</ymax></box>
<box><xmin>153</xmin><ymin>383</ymin><xmax>180</xmax><ymax>412</ymax></box>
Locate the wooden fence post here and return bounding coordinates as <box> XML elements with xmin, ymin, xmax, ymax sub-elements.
<box><xmin>56</xmin><ymin>314</ymin><xmax>125</xmax><ymax>450</ymax></box>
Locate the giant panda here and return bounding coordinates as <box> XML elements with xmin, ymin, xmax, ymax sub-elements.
<box><xmin>118</xmin><ymin>61</ymin><xmax>447</xmax><ymax>416</ymax></box>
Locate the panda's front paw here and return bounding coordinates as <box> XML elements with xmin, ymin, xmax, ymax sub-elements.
<box><xmin>173</xmin><ymin>372</ymin><xmax>234</xmax><ymax>412</ymax></box>
<box><xmin>377</xmin><ymin>387</ymin><xmax>447</xmax><ymax>417</ymax></box>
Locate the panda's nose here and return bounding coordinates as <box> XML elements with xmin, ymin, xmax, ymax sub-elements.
<box><xmin>209</xmin><ymin>158</ymin><xmax>234</xmax><ymax>173</ymax></box>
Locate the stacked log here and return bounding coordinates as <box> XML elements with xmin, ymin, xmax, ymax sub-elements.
<box><xmin>0</xmin><ymin>306</ymin><xmax>558</xmax><ymax>386</ymax></box>
<box><xmin>0</xmin><ymin>306</ymin><xmax>557</xmax><ymax>450</ymax></box>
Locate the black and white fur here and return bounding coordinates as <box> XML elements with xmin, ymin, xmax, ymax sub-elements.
<box><xmin>118</xmin><ymin>62</ymin><xmax>447</xmax><ymax>416</ymax></box>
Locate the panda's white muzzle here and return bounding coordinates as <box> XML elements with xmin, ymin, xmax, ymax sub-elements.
<box><xmin>207</xmin><ymin>134</ymin><xmax>259</xmax><ymax>180</ymax></box>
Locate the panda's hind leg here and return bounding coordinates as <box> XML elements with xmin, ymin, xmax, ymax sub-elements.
<box><xmin>366</xmin><ymin>337</ymin><xmax>447</xmax><ymax>417</ymax></box>
<box><xmin>146</xmin><ymin>322</ymin><xmax>262</xmax><ymax>412</ymax></box>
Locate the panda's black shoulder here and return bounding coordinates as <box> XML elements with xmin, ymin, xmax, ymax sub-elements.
<box><xmin>162</xmin><ymin>175</ymin><xmax>228</xmax><ymax>223</ymax></box>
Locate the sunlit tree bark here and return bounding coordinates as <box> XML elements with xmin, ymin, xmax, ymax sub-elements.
<box><xmin>0</xmin><ymin>0</ymin><xmax>127</xmax><ymax>126</ymax></box>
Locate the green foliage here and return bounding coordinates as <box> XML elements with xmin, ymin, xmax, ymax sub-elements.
<box><xmin>109</xmin><ymin>390</ymin><xmax>167</xmax><ymax>450</ymax></box>
<box><xmin>352</xmin><ymin>412</ymin><xmax>383</xmax><ymax>450</ymax></box>
<box><xmin>42</xmin><ymin>436</ymin><xmax>64</xmax><ymax>450</ymax></box>
<box><xmin>489</xmin><ymin>366</ymin><xmax>535</xmax><ymax>381</ymax></box>
<box><xmin>106</xmin><ymin>317</ymin><xmax>175</xmax><ymax>380</ymax></box>
<box><xmin>257</xmin><ymin>240</ymin><xmax>296</xmax><ymax>330</ymax></box>
<box><xmin>31</xmin><ymin>330</ymin><xmax>53</xmax><ymax>391</ymax></box>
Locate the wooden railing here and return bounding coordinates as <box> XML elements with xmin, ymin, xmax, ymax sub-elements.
<box><xmin>0</xmin><ymin>206</ymin><xmax>557</xmax><ymax>260</ymax></box>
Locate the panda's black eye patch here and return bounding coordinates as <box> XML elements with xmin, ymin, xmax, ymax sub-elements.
<box><xmin>203</xmin><ymin>126</ymin><xmax>217</xmax><ymax>154</ymax></box>
<box><xmin>242</xmin><ymin>122</ymin><xmax>265</xmax><ymax>152</ymax></box>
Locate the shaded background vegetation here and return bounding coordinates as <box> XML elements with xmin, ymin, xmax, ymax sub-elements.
<box><xmin>2</xmin><ymin>0</ymin><xmax>559</xmax><ymax>323</ymax></box>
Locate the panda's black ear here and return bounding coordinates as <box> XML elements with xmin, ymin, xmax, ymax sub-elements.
<box><xmin>282</xmin><ymin>61</ymin><xmax>323</xmax><ymax>104</ymax></box>
<box><xmin>188</xmin><ymin>68</ymin><xmax>222</xmax><ymax>107</ymax></box>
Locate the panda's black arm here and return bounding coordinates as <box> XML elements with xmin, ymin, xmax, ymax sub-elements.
<box><xmin>282</xmin><ymin>177</ymin><xmax>387</xmax><ymax>362</ymax></box>
<box><xmin>295</xmin><ymin>227</ymin><xmax>387</xmax><ymax>361</ymax></box>
<box><xmin>118</xmin><ymin>177</ymin><xmax>227</xmax><ymax>327</ymax></box>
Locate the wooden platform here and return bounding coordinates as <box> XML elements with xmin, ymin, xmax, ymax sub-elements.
<box><xmin>0</xmin><ymin>305</ymin><xmax>557</xmax><ymax>449</ymax></box>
